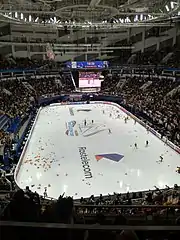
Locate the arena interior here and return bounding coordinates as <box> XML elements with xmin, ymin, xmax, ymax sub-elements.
<box><xmin>0</xmin><ymin>0</ymin><xmax>180</xmax><ymax>239</ymax></box>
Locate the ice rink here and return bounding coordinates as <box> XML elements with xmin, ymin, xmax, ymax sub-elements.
<box><xmin>15</xmin><ymin>102</ymin><xmax>180</xmax><ymax>199</ymax></box>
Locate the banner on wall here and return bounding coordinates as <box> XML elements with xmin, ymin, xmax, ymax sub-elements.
<box><xmin>46</xmin><ymin>43</ymin><xmax>55</xmax><ymax>60</ymax></box>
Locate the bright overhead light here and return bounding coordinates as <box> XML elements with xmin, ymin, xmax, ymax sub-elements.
<box><xmin>35</xmin><ymin>17</ymin><xmax>39</xmax><ymax>22</ymax></box>
<box><xmin>15</xmin><ymin>12</ymin><xmax>18</xmax><ymax>18</ymax></box>
<box><xmin>125</xmin><ymin>17</ymin><xmax>131</xmax><ymax>23</ymax></box>
<box><xmin>148</xmin><ymin>14</ymin><xmax>154</xmax><ymax>19</ymax></box>
<box><xmin>165</xmin><ymin>5</ymin><xmax>170</xmax><ymax>12</ymax></box>
<box><xmin>171</xmin><ymin>1</ymin><xmax>174</xmax><ymax>9</ymax></box>
<box><xmin>20</xmin><ymin>13</ymin><xmax>23</xmax><ymax>20</ymax></box>
<box><xmin>119</xmin><ymin>18</ymin><xmax>124</xmax><ymax>23</ymax></box>
<box><xmin>134</xmin><ymin>15</ymin><xmax>139</xmax><ymax>22</ymax></box>
<box><xmin>29</xmin><ymin>15</ymin><xmax>32</xmax><ymax>22</ymax></box>
<box><xmin>170</xmin><ymin>1</ymin><xmax>177</xmax><ymax>9</ymax></box>
<box><xmin>140</xmin><ymin>14</ymin><xmax>143</xmax><ymax>21</ymax></box>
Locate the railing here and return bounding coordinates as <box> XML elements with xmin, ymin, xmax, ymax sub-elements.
<box><xmin>1</xmin><ymin>221</ymin><xmax>180</xmax><ymax>231</ymax></box>
<box><xmin>74</xmin><ymin>204</ymin><xmax>180</xmax><ymax>209</ymax></box>
<box><xmin>0</xmin><ymin>67</ymin><xmax>179</xmax><ymax>81</ymax></box>
<box><xmin>74</xmin><ymin>204</ymin><xmax>180</xmax><ymax>217</ymax></box>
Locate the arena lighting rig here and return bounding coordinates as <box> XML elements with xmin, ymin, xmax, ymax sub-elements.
<box><xmin>0</xmin><ymin>0</ymin><xmax>179</xmax><ymax>29</ymax></box>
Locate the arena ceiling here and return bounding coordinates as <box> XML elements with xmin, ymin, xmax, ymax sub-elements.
<box><xmin>0</xmin><ymin>0</ymin><xmax>179</xmax><ymax>29</ymax></box>
<box><xmin>0</xmin><ymin>0</ymin><xmax>179</xmax><ymax>62</ymax></box>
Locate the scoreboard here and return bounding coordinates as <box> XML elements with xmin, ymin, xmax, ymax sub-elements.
<box><xmin>66</xmin><ymin>61</ymin><xmax>109</xmax><ymax>69</ymax></box>
<box><xmin>70</xmin><ymin>61</ymin><xmax>107</xmax><ymax>92</ymax></box>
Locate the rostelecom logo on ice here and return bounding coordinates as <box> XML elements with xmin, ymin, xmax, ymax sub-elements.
<box><xmin>65</xmin><ymin>120</ymin><xmax>78</xmax><ymax>136</ymax></box>
<box><xmin>95</xmin><ymin>153</ymin><xmax>124</xmax><ymax>162</ymax></box>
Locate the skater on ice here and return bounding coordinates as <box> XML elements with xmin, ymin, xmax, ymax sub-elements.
<box><xmin>108</xmin><ymin>129</ymin><xmax>111</xmax><ymax>134</ymax></box>
<box><xmin>44</xmin><ymin>187</ymin><xmax>47</xmax><ymax>198</ymax></box>
<box><xmin>145</xmin><ymin>140</ymin><xmax>149</xmax><ymax>147</ymax></box>
<box><xmin>176</xmin><ymin>167</ymin><xmax>180</xmax><ymax>174</ymax></box>
<box><xmin>159</xmin><ymin>155</ymin><xmax>163</xmax><ymax>162</ymax></box>
<box><xmin>134</xmin><ymin>143</ymin><xmax>138</xmax><ymax>149</ymax></box>
<box><xmin>146</xmin><ymin>125</ymin><xmax>150</xmax><ymax>134</ymax></box>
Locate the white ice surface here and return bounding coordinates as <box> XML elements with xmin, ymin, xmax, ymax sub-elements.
<box><xmin>15</xmin><ymin>103</ymin><xmax>180</xmax><ymax>199</ymax></box>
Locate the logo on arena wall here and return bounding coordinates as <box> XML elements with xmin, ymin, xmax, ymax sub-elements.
<box><xmin>65</xmin><ymin>121</ymin><xmax>78</xmax><ymax>136</ymax></box>
<box><xmin>95</xmin><ymin>153</ymin><xmax>124</xmax><ymax>162</ymax></box>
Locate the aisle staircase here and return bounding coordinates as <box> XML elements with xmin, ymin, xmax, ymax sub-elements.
<box><xmin>0</xmin><ymin>114</ymin><xmax>10</xmax><ymax>132</ymax></box>
<box><xmin>0</xmin><ymin>113</ymin><xmax>22</xmax><ymax>134</ymax></box>
<box><xmin>7</xmin><ymin>116</ymin><xmax>21</xmax><ymax>134</ymax></box>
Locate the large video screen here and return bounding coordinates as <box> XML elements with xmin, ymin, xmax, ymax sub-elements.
<box><xmin>79</xmin><ymin>72</ymin><xmax>101</xmax><ymax>88</ymax></box>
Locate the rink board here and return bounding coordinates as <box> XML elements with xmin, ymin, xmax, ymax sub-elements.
<box><xmin>14</xmin><ymin>101</ymin><xmax>180</xmax><ymax>199</ymax></box>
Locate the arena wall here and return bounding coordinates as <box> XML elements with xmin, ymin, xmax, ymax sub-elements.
<box><xmin>14</xmin><ymin>107</ymin><xmax>42</xmax><ymax>185</ymax></box>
